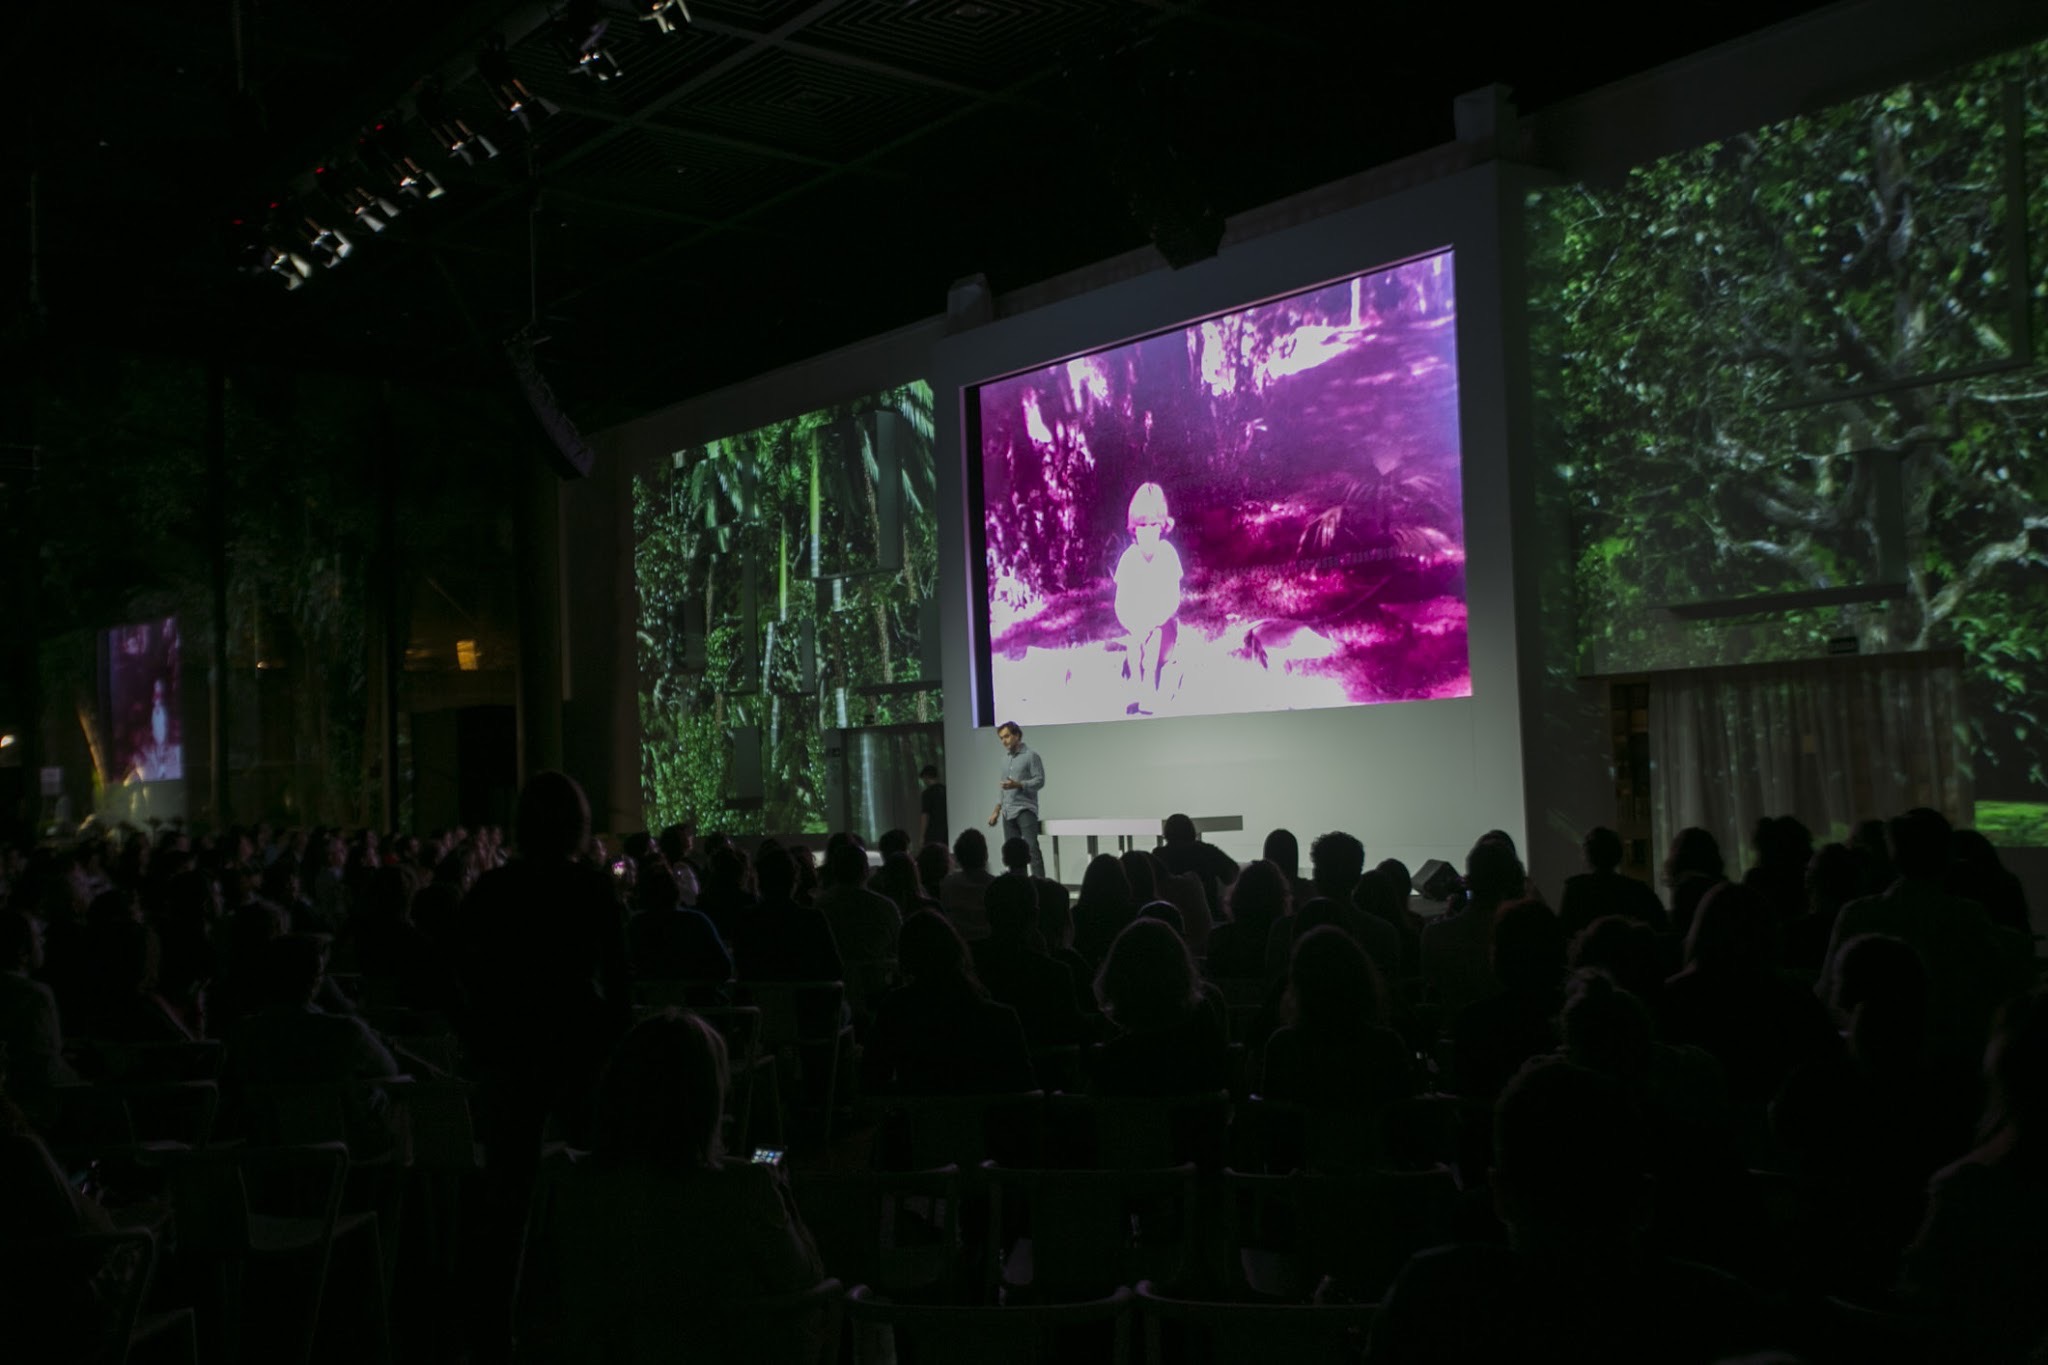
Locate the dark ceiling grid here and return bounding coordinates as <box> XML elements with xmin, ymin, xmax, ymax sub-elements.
<box><xmin>686</xmin><ymin>0</ymin><xmax>834</xmax><ymax>29</ymax></box>
<box><xmin>794</xmin><ymin>0</ymin><xmax>1136</xmax><ymax>86</ymax></box>
<box><xmin>660</xmin><ymin>46</ymin><xmax>961</xmax><ymax>159</ymax></box>
<box><xmin>572</xmin><ymin>127</ymin><xmax>824</xmax><ymax>220</ymax></box>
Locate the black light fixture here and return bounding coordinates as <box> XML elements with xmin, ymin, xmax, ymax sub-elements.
<box><xmin>361</xmin><ymin>122</ymin><xmax>446</xmax><ymax>201</ymax></box>
<box><xmin>641</xmin><ymin>0</ymin><xmax>691</xmax><ymax>36</ymax></box>
<box><xmin>478</xmin><ymin>36</ymin><xmax>558</xmax><ymax>129</ymax></box>
<box><xmin>230</xmin><ymin>209</ymin><xmax>314</xmax><ymax>290</ymax></box>
<box><xmin>417</xmin><ymin>80</ymin><xmax>499</xmax><ymax>165</ymax></box>
<box><xmin>314</xmin><ymin>162</ymin><xmax>402</xmax><ymax>233</ymax></box>
<box><xmin>299</xmin><ymin>214</ymin><xmax>354</xmax><ymax>269</ymax></box>
<box><xmin>556</xmin><ymin>0</ymin><xmax>622</xmax><ymax>82</ymax></box>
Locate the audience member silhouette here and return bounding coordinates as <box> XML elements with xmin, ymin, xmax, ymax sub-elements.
<box><xmin>813</xmin><ymin>840</ymin><xmax>900</xmax><ymax>1012</ymax></box>
<box><xmin>1269</xmin><ymin>831</ymin><xmax>1402</xmax><ymax>982</ymax></box>
<box><xmin>914</xmin><ymin>843</ymin><xmax>953</xmax><ymax>912</ymax></box>
<box><xmin>1262</xmin><ymin>827</ymin><xmax>1316</xmax><ymax>908</ymax></box>
<box><xmin>730</xmin><ymin>844</ymin><xmax>844</xmax><ymax>985</ymax></box>
<box><xmin>1207</xmin><ymin>858</ymin><xmax>1289</xmax><ymax>980</ymax></box>
<box><xmin>1371</xmin><ymin>1058</ymin><xmax>1766</xmax><ymax>1364</ymax></box>
<box><xmin>1557</xmin><ymin>826</ymin><xmax>1667</xmax><ymax>937</ymax></box>
<box><xmin>1260</xmin><ymin>925</ymin><xmax>1418</xmax><ymax>1140</ymax></box>
<box><xmin>543</xmin><ymin>1011</ymin><xmax>825</xmax><ymax>1363</ymax></box>
<box><xmin>863</xmin><ymin>911</ymin><xmax>1032</xmax><ymax>1095</ymax></box>
<box><xmin>1823</xmin><ymin>807</ymin><xmax>2030</xmax><ymax>1065</ymax></box>
<box><xmin>1898</xmin><ymin>989</ymin><xmax>2048</xmax><ymax>1363</ymax></box>
<box><xmin>1659</xmin><ymin>881</ymin><xmax>1838</xmax><ymax>1112</ymax></box>
<box><xmin>1071</xmin><ymin>853</ymin><xmax>1136</xmax><ymax>969</ymax></box>
<box><xmin>1773</xmin><ymin>932</ymin><xmax>1978</xmax><ymax>1295</ymax></box>
<box><xmin>0</xmin><ymin>911</ymin><xmax>77</xmax><ymax>1127</ymax></box>
<box><xmin>938</xmin><ymin>829</ymin><xmax>995</xmax><ymax>943</ymax></box>
<box><xmin>1662</xmin><ymin>826</ymin><xmax>1727</xmax><ymax>943</ymax></box>
<box><xmin>1158</xmin><ymin>813</ymin><xmax>1239</xmax><ymax>928</ymax></box>
<box><xmin>1355</xmin><ymin>866</ymin><xmax>1421</xmax><ymax>979</ymax></box>
<box><xmin>1741</xmin><ymin>815</ymin><xmax>1814</xmax><ymax>927</ymax></box>
<box><xmin>870</xmin><ymin>850</ymin><xmax>940</xmax><ymax>919</ymax></box>
<box><xmin>1090</xmin><ymin>917</ymin><xmax>1226</xmax><ymax>1097</ymax></box>
<box><xmin>1780</xmin><ymin>841</ymin><xmax>1860</xmax><ymax>975</ymax></box>
<box><xmin>1453</xmin><ymin>899</ymin><xmax>1566</xmax><ymax>1102</ymax></box>
<box><xmin>1148</xmin><ymin>847</ymin><xmax>1214</xmax><ymax>955</ymax></box>
<box><xmin>624</xmin><ymin>858</ymin><xmax>733</xmax><ymax>985</ymax></box>
<box><xmin>1567</xmin><ymin>913</ymin><xmax>1670</xmax><ymax>1011</ymax></box>
<box><xmin>1421</xmin><ymin>839</ymin><xmax>1527</xmax><ymax>1014</ymax></box>
<box><xmin>971</xmin><ymin>874</ymin><xmax>1096</xmax><ymax>1051</ymax></box>
<box><xmin>1947</xmin><ymin>827</ymin><xmax>2031</xmax><ymax>935</ymax></box>
<box><xmin>693</xmin><ymin>845</ymin><xmax>756</xmax><ymax>945</ymax></box>
<box><xmin>456</xmin><ymin>771</ymin><xmax>633</xmax><ymax>1363</ymax></box>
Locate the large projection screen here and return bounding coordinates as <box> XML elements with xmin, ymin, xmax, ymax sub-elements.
<box><xmin>970</xmin><ymin>252</ymin><xmax>1467</xmax><ymax>728</ymax></box>
<box><xmin>932</xmin><ymin>167</ymin><xmax>1532</xmax><ymax>876</ymax></box>
<box><xmin>104</xmin><ymin>616</ymin><xmax>184</xmax><ymax>784</ymax></box>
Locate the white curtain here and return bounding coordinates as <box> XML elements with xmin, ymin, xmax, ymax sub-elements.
<box><xmin>1650</xmin><ymin>652</ymin><xmax>1972</xmax><ymax>874</ymax></box>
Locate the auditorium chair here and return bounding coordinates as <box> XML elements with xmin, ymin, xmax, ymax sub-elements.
<box><xmin>791</xmin><ymin>1165</ymin><xmax>967</xmax><ymax>1301</ymax></box>
<box><xmin>1135</xmin><ymin>1280</ymin><xmax>1377</xmax><ymax>1365</ymax></box>
<box><xmin>0</xmin><ymin>1228</ymin><xmax>198</xmax><ymax>1365</ymax></box>
<box><xmin>867</xmin><ymin>1090</ymin><xmax>1045</xmax><ymax>1172</ymax></box>
<box><xmin>1045</xmin><ymin>1090</ymin><xmax>1231</xmax><ymax>1170</ymax></box>
<box><xmin>1217</xmin><ymin>1167</ymin><xmax>1456</xmax><ymax>1303</ymax></box>
<box><xmin>983</xmin><ymin>1162</ymin><xmax>1203</xmax><ymax>1302</ymax></box>
<box><xmin>847</xmin><ymin>1284</ymin><xmax>1134</xmax><ymax>1365</ymax></box>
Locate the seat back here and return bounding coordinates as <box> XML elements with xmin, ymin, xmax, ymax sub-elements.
<box><xmin>0</xmin><ymin>1230</ymin><xmax>157</xmax><ymax>1365</ymax></box>
<box><xmin>875</xmin><ymin>1091</ymin><xmax>1044</xmax><ymax>1171</ymax></box>
<box><xmin>1222</xmin><ymin>1168</ymin><xmax>1456</xmax><ymax>1303</ymax></box>
<box><xmin>742</xmin><ymin>980</ymin><xmax>847</xmax><ymax>1048</ymax></box>
<box><xmin>691</xmin><ymin>1005</ymin><xmax>767</xmax><ymax>1151</ymax></box>
<box><xmin>791</xmin><ymin>1167</ymin><xmax>964</xmax><ymax>1298</ymax></box>
<box><xmin>162</xmin><ymin>1142</ymin><xmax>350</xmax><ymax>1259</ymax></box>
<box><xmin>1047</xmin><ymin>1091</ymin><xmax>1231</xmax><ymax>1170</ymax></box>
<box><xmin>85</xmin><ymin>1039</ymin><xmax>225</xmax><ymax>1082</ymax></box>
<box><xmin>1135</xmin><ymin>1281</ymin><xmax>1376</xmax><ymax>1365</ymax></box>
<box><xmin>703</xmin><ymin>1277</ymin><xmax>845</xmax><ymax>1365</ymax></box>
<box><xmin>632</xmin><ymin>977</ymin><xmax>733</xmax><ymax>1010</ymax></box>
<box><xmin>241</xmin><ymin>1077</ymin><xmax>413</xmax><ymax>1164</ymax></box>
<box><xmin>46</xmin><ymin>1080</ymin><xmax>221</xmax><ymax>1156</ymax></box>
<box><xmin>848</xmin><ymin>1284</ymin><xmax>1133</xmax><ymax>1365</ymax></box>
<box><xmin>987</xmin><ymin>1164</ymin><xmax>1201</xmax><ymax>1301</ymax></box>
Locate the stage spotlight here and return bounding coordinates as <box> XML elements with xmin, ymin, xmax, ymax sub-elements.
<box><xmin>477</xmin><ymin>37</ymin><xmax>558</xmax><ymax>129</ymax></box>
<box><xmin>343</xmin><ymin>184</ymin><xmax>402</xmax><ymax>232</ymax></box>
<box><xmin>556</xmin><ymin>0</ymin><xmax>622</xmax><ymax>81</ymax></box>
<box><xmin>641</xmin><ymin>0</ymin><xmax>691</xmax><ymax>35</ymax></box>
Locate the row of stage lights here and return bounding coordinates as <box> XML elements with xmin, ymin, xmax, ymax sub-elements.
<box><xmin>243</xmin><ymin>0</ymin><xmax>691</xmax><ymax>291</ymax></box>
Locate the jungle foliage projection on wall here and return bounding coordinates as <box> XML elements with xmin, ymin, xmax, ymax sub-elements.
<box><xmin>634</xmin><ymin>383</ymin><xmax>938</xmax><ymax>834</ymax></box>
<box><xmin>1531</xmin><ymin>39</ymin><xmax>2048</xmax><ymax>843</ymax></box>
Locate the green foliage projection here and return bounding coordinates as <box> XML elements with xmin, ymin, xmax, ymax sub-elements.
<box><xmin>1531</xmin><ymin>41</ymin><xmax>2048</xmax><ymax>827</ymax></box>
<box><xmin>634</xmin><ymin>382</ymin><xmax>939</xmax><ymax>834</ymax></box>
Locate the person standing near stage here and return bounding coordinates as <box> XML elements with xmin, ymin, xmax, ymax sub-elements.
<box><xmin>986</xmin><ymin>722</ymin><xmax>1046</xmax><ymax>880</ymax></box>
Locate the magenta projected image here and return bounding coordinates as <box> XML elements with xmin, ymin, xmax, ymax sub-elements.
<box><xmin>107</xmin><ymin>617</ymin><xmax>183</xmax><ymax>783</ymax></box>
<box><xmin>975</xmin><ymin>251</ymin><xmax>1468</xmax><ymax>727</ymax></box>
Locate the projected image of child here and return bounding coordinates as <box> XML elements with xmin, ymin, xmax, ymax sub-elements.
<box><xmin>1114</xmin><ymin>482</ymin><xmax>1182</xmax><ymax>712</ymax></box>
<box><xmin>977</xmin><ymin>250</ymin><xmax>1471</xmax><ymax>727</ymax></box>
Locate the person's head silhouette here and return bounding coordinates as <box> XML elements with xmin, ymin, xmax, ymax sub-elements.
<box><xmin>516</xmin><ymin>771</ymin><xmax>592</xmax><ymax>862</ymax></box>
<box><xmin>1493</xmin><ymin>1057</ymin><xmax>1650</xmax><ymax>1251</ymax></box>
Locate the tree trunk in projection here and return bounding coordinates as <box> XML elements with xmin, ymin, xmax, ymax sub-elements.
<box><xmin>204</xmin><ymin>353</ymin><xmax>231</xmax><ymax>825</ymax></box>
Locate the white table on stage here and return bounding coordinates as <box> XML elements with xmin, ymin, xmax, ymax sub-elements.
<box><xmin>1039</xmin><ymin>815</ymin><xmax>1244</xmax><ymax>883</ymax></box>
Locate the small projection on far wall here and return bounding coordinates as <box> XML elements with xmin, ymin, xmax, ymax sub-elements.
<box><xmin>973</xmin><ymin>249</ymin><xmax>1469</xmax><ymax>727</ymax></box>
<box><xmin>107</xmin><ymin>617</ymin><xmax>183</xmax><ymax>784</ymax></box>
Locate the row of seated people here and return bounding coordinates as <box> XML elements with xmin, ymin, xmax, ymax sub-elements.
<box><xmin>2</xmin><ymin>773</ymin><xmax>2043</xmax><ymax>1363</ymax></box>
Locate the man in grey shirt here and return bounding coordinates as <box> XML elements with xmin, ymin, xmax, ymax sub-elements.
<box><xmin>985</xmin><ymin>721</ymin><xmax>1046</xmax><ymax>880</ymax></box>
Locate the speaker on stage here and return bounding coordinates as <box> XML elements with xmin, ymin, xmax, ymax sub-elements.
<box><xmin>1414</xmin><ymin>858</ymin><xmax>1463</xmax><ymax>903</ymax></box>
